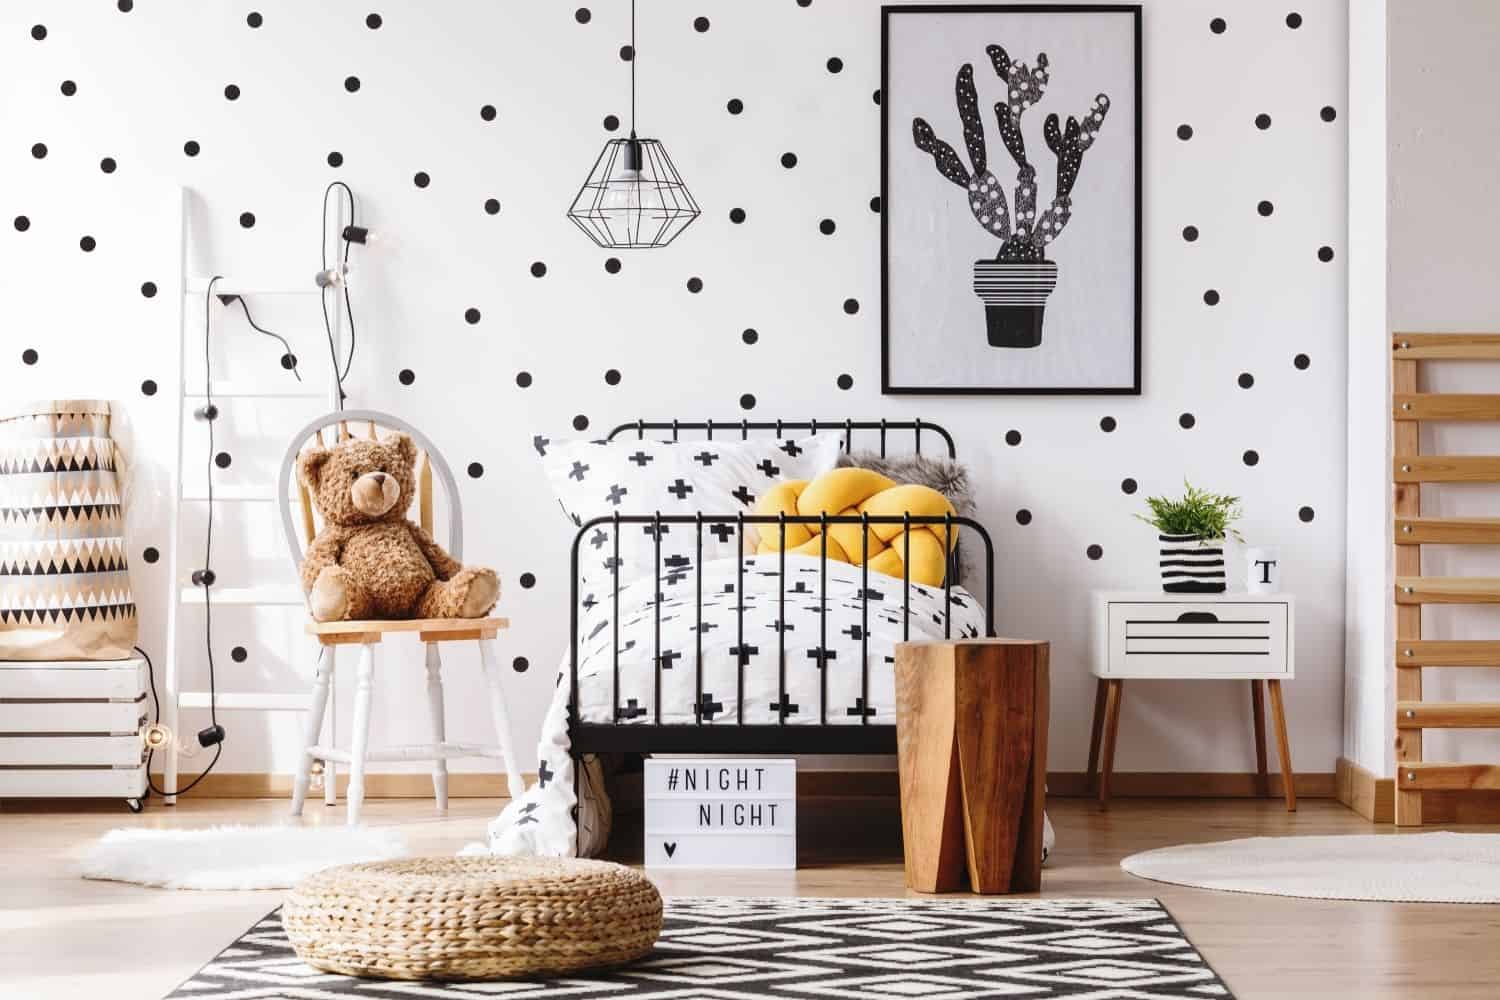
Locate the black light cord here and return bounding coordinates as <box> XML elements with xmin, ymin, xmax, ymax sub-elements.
<box><xmin>137</xmin><ymin>644</ymin><xmax>222</xmax><ymax>799</ymax></box>
<box><xmin>629</xmin><ymin>0</ymin><xmax>636</xmax><ymax>134</ymax></box>
<box><xmin>320</xmin><ymin>181</ymin><xmax>359</xmax><ymax>407</ymax></box>
<box><xmin>233</xmin><ymin>296</ymin><xmax>303</xmax><ymax>382</ymax></box>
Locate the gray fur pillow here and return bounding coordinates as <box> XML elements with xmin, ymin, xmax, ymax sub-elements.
<box><xmin>835</xmin><ymin>451</ymin><xmax>979</xmax><ymax>583</ymax></box>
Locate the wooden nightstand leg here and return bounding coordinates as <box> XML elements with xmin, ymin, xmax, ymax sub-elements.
<box><xmin>1086</xmin><ymin>678</ymin><xmax>1108</xmax><ymax>794</ymax></box>
<box><xmin>1250</xmin><ymin>680</ymin><xmax>1269</xmax><ymax>798</ymax></box>
<box><xmin>1267</xmin><ymin>679</ymin><xmax>1296</xmax><ymax>811</ymax></box>
<box><xmin>1098</xmin><ymin>679</ymin><xmax>1124</xmax><ymax>809</ymax></box>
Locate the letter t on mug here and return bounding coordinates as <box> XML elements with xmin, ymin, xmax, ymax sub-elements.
<box><xmin>1246</xmin><ymin>546</ymin><xmax>1280</xmax><ymax>594</ymax></box>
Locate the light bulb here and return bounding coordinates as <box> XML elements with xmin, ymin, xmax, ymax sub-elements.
<box><xmin>315</xmin><ymin>265</ymin><xmax>351</xmax><ymax>289</ymax></box>
<box><xmin>601</xmin><ymin>168</ymin><xmax>667</xmax><ymax>213</ymax></box>
<box><xmin>142</xmin><ymin>722</ymin><xmax>172</xmax><ymax>751</ymax></box>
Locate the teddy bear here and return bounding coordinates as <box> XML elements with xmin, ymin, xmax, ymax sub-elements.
<box><xmin>296</xmin><ymin>432</ymin><xmax>498</xmax><ymax>622</ymax></box>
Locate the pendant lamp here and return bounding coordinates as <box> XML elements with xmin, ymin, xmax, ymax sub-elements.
<box><xmin>567</xmin><ymin>0</ymin><xmax>701</xmax><ymax>248</ymax></box>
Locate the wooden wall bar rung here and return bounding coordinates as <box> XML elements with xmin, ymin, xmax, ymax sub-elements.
<box><xmin>1394</xmin><ymin>456</ymin><xmax>1500</xmax><ymax>483</ymax></box>
<box><xmin>1392</xmin><ymin>333</ymin><xmax>1500</xmax><ymax>359</ymax></box>
<box><xmin>1393</xmin><ymin>394</ymin><xmax>1500</xmax><ymax>421</ymax></box>
<box><xmin>1398</xmin><ymin>763</ymin><xmax>1500</xmax><ymax>791</ymax></box>
<box><xmin>1395</xmin><ymin>517</ymin><xmax>1500</xmax><ymax>544</ymax></box>
<box><xmin>1396</xmin><ymin>702</ymin><xmax>1500</xmax><ymax>729</ymax></box>
<box><xmin>1395</xmin><ymin>577</ymin><xmax>1500</xmax><ymax>605</ymax></box>
<box><xmin>1397</xmin><ymin>640</ymin><xmax>1500</xmax><ymax>666</ymax></box>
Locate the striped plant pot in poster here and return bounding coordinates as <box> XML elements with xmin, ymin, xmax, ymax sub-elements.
<box><xmin>972</xmin><ymin>260</ymin><xmax>1058</xmax><ymax>349</ymax></box>
<box><xmin>1158</xmin><ymin>533</ymin><xmax>1226</xmax><ymax>593</ymax></box>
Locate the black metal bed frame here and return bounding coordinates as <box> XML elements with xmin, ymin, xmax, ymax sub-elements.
<box><xmin>565</xmin><ymin>419</ymin><xmax>996</xmax><ymax>763</ymax></box>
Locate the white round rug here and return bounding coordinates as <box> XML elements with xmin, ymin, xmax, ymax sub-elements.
<box><xmin>1121</xmin><ymin>832</ymin><xmax>1500</xmax><ymax>903</ymax></box>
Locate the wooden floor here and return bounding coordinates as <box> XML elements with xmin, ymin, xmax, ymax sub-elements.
<box><xmin>3</xmin><ymin>794</ymin><xmax>1498</xmax><ymax>999</ymax></box>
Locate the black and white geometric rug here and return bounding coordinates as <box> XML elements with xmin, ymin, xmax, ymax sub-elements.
<box><xmin>167</xmin><ymin>896</ymin><xmax>1234</xmax><ymax>998</ymax></box>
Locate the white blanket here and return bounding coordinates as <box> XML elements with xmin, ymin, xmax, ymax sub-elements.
<box><xmin>475</xmin><ymin>555</ymin><xmax>1050</xmax><ymax>860</ymax></box>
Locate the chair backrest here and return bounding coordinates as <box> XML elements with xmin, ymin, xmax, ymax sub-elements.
<box><xmin>277</xmin><ymin>410</ymin><xmax>463</xmax><ymax>572</ymax></box>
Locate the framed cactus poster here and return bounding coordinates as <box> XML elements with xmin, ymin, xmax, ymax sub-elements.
<box><xmin>881</xmin><ymin>4</ymin><xmax>1141</xmax><ymax>394</ymax></box>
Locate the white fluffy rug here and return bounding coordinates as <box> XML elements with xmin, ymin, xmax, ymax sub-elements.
<box><xmin>1122</xmin><ymin>832</ymin><xmax>1500</xmax><ymax>903</ymax></box>
<box><xmin>79</xmin><ymin>824</ymin><xmax>407</xmax><ymax>890</ymax></box>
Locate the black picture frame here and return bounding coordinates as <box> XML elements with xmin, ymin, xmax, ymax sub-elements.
<box><xmin>881</xmin><ymin>3</ymin><xmax>1143</xmax><ymax>396</ymax></box>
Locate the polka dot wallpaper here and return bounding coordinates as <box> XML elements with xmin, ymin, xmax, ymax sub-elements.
<box><xmin>3</xmin><ymin>1</ymin><xmax>1347</xmax><ymax>777</ymax></box>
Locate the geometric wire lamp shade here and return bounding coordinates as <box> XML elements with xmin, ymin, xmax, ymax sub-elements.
<box><xmin>567</xmin><ymin>137</ymin><xmax>701</xmax><ymax>248</ymax></box>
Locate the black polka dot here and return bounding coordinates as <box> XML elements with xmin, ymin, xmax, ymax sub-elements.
<box><xmin>603</xmin><ymin>114</ymin><xmax>619</xmax><ymax>131</ymax></box>
<box><xmin>620</xmin><ymin>44</ymin><xmax>634</xmax><ymax>61</ymax></box>
<box><xmin>1210</xmin><ymin>17</ymin><xmax>1226</xmax><ymax>33</ymax></box>
<box><xmin>727</xmin><ymin>98</ymin><xmax>743</xmax><ymax>115</ymax></box>
<box><xmin>1238</xmin><ymin>372</ymin><xmax>1255</xmax><ymax>389</ymax></box>
<box><xmin>1243</xmin><ymin>450</ymin><xmax>1260</xmax><ymax>466</ymax></box>
<box><xmin>1004</xmin><ymin>429</ymin><xmax>1022</xmax><ymax>446</ymax></box>
<box><xmin>224</xmin><ymin>84</ymin><xmax>241</xmax><ymax>101</ymax></box>
<box><xmin>117</xmin><ymin>0</ymin><xmax>133</xmax><ymax>10</ymax></box>
<box><xmin>480</xmin><ymin>104</ymin><xmax>497</xmax><ymax>121</ymax></box>
<box><xmin>215</xmin><ymin>452</ymin><xmax>232</xmax><ymax>469</ymax></box>
<box><xmin>1257</xmin><ymin>200</ymin><xmax>1274</xmax><ymax>217</ymax></box>
<box><xmin>365</xmin><ymin>12</ymin><xmax>382</xmax><ymax>29</ymax></box>
<box><xmin>819</xmin><ymin>218</ymin><xmax>836</xmax><ymax>235</ymax></box>
<box><xmin>13</xmin><ymin>216</ymin><xmax>29</xmax><ymax>232</ymax></box>
<box><xmin>246</xmin><ymin>11</ymin><xmax>263</xmax><ymax>28</ymax></box>
<box><xmin>686</xmin><ymin>277</ymin><xmax>703</xmax><ymax>294</ymax></box>
<box><xmin>1176</xmin><ymin>124</ymin><xmax>1193</xmax><ymax>140</ymax></box>
<box><xmin>742</xmin><ymin>328</ymin><xmax>758</xmax><ymax>345</ymax></box>
<box><xmin>869</xmin><ymin>196</ymin><xmax>881</xmax><ymax>213</ymax></box>
<box><xmin>1299</xmin><ymin>506</ymin><xmax>1315</xmax><ymax>522</ymax></box>
<box><xmin>1182</xmin><ymin>225</ymin><xmax>1199</xmax><ymax>242</ymax></box>
<box><xmin>519</xmin><ymin>572</ymin><xmax>536</xmax><ymax>589</ymax></box>
<box><xmin>1086</xmin><ymin>544</ymin><xmax>1104</xmax><ymax>560</ymax></box>
<box><xmin>413</xmin><ymin>171</ymin><xmax>430</xmax><ymax>188</ymax></box>
<box><xmin>1015</xmin><ymin>509</ymin><xmax>1032</xmax><ymax>525</ymax></box>
<box><xmin>464</xmin><ymin>307</ymin><xmax>481</xmax><ymax>324</ymax></box>
<box><xmin>1321</xmin><ymin>106</ymin><xmax>1337</xmax><ymax>122</ymax></box>
<box><xmin>729</xmin><ymin>207</ymin><xmax>746</xmax><ymax>224</ymax></box>
<box><xmin>837</xmin><ymin>374</ymin><xmax>853</xmax><ymax>390</ymax></box>
<box><xmin>467</xmin><ymin>462</ymin><xmax>484</xmax><ymax>478</ymax></box>
<box><xmin>1203</xmin><ymin>289</ymin><xmax>1220</xmax><ymax>306</ymax></box>
<box><xmin>140</xmin><ymin>281</ymin><xmax>158</xmax><ymax>298</ymax></box>
<box><xmin>1255</xmin><ymin>113</ymin><xmax>1272</xmax><ymax>130</ymax></box>
<box><xmin>31</xmin><ymin>143</ymin><xmax>47</xmax><ymax>159</ymax></box>
<box><xmin>1179</xmin><ymin>413</ymin><xmax>1196</xmax><ymax>429</ymax></box>
<box><xmin>515</xmin><ymin>371</ymin><xmax>532</xmax><ymax>388</ymax></box>
<box><xmin>280</xmin><ymin>353</ymin><xmax>297</xmax><ymax>371</ymax></box>
<box><xmin>604</xmin><ymin>369</ymin><xmax>621</xmax><ymax>386</ymax></box>
<box><xmin>572</xmin><ymin>414</ymin><xmax>590</xmax><ymax>431</ymax></box>
<box><xmin>1294</xmin><ymin>353</ymin><xmax>1310</xmax><ymax>370</ymax></box>
<box><xmin>843</xmin><ymin>298</ymin><xmax>859</xmax><ymax>315</ymax></box>
<box><xmin>575</xmin><ymin>7</ymin><xmax>591</xmax><ymax>23</ymax></box>
<box><xmin>739</xmin><ymin>393</ymin><xmax>757</xmax><ymax>410</ymax></box>
<box><xmin>1318</xmin><ymin>245</ymin><xmax>1334</xmax><ymax>262</ymax></box>
<box><xmin>1100</xmin><ymin>416</ymin><xmax>1117</xmax><ymax>432</ymax></box>
<box><xmin>231</xmin><ymin>646</ymin><xmax>248</xmax><ymax>663</ymax></box>
<box><xmin>60</xmin><ymin>80</ymin><xmax>77</xmax><ymax>96</ymax></box>
<box><xmin>1286</xmin><ymin>11</ymin><xmax>1303</xmax><ymax>28</ymax></box>
<box><xmin>344</xmin><ymin>76</ymin><xmax>360</xmax><ymax>93</ymax></box>
<box><xmin>79</xmin><ymin>235</ymin><xmax>96</xmax><ymax>252</ymax></box>
<box><xmin>31</xmin><ymin>24</ymin><xmax>46</xmax><ymax>40</ymax></box>
<box><xmin>184</xmin><ymin>140</ymin><xmax>200</xmax><ymax>157</ymax></box>
<box><xmin>781</xmin><ymin>152</ymin><xmax>798</xmax><ymax>168</ymax></box>
<box><xmin>826</xmin><ymin>57</ymin><xmax>843</xmax><ymax>73</ymax></box>
<box><xmin>142</xmin><ymin>546</ymin><xmax>160</xmax><ymax>564</ymax></box>
<box><xmin>140</xmin><ymin>379</ymin><xmax>157</xmax><ymax>396</ymax></box>
<box><xmin>22</xmin><ymin>348</ymin><xmax>38</xmax><ymax>365</ymax></box>
<box><xmin>873</xmin><ymin>89</ymin><xmax>881</xmax><ymax>105</ymax></box>
<box><xmin>512</xmin><ymin>656</ymin><xmax>530</xmax><ymax>672</ymax></box>
<box><xmin>604</xmin><ymin>257</ymin><xmax>621</xmax><ymax>274</ymax></box>
<box><xmin>327</xmin><ymin>151</ymin><xmax>343</xmax><ymax>167</ymax></box>
<box><xmin>239</xmin><ymin>212</ymin><xmax>255</xmax><ymax>228</ymax></box>
<box><xmin>693</xmin><ymin>16</ymin><xmax>710</xmax><ymax>32</ymax></box>
<box><xmin>531</xmin><ymin>261</ymin><xmax>547</xmax><ymax>277</ymax></box>
<box><xmin>398</xmin><ymin>368</ymin><xmax>415</xmax><ymax>386</ymax></box>
<box><xmin>484</xmin><ymin>198</ymin><xmax>500</xmax><ymax>214</ymax></box>
<box><xmin>797</xmin><ymin>0</ymin><xmax>812</xmax><ymax>6</ymax></box>
<box><xmin>1121</xmin><ymin>478</ymin><xmax>1137</xmax><ymax>495</ymax></box>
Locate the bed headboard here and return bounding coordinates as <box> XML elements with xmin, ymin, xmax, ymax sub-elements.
<box><xmin>605</xmin><ymin>419</ymin><xmax>958</xmax><ymax>460</ymax></box>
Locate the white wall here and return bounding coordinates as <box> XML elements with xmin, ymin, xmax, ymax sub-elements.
<box><xmin>3</xmin><ymin>0</ymin><xmax>1349</xmax><ymax>779</ymax></box>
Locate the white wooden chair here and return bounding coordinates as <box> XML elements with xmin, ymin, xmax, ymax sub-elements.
<box><xmin>277</xmin><ymin>411</ymin><xmax>526</xmax><ymax>824</ymax></box>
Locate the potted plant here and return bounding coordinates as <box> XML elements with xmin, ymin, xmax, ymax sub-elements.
<box><xmin>911</xmin><ymin>45</ymin><xmax>1111</xmax><ymax>348</ymax></box>
<box><xmin>1135</xmin><ymin>481</ymin><xmax>1243</xmax><ymax>593</ymax></box>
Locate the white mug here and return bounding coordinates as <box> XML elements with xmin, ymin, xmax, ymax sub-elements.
<box><xmin>1245</xmin><ymin>546</ymin><xmax>1280</xmax><ymax>593</ymax></box>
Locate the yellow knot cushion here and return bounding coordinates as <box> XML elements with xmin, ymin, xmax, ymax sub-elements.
<box><xmin>752</xmin><ymin>467</ymin><xmax>958</xmax><ymax>586</ymax></box>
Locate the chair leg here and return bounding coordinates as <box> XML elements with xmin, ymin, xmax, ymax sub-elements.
<box><xmin>346</xmin><ymin>643</ymin><xmax>376</xmax><ymax>826</ymax></box>
<box><xmin>323</xmin><ymin>646</ymin><xmax>338</xmax><ymax>807</ymax></box>
<box><xmin>478</xmin><ymin>638</ymin><xmax>526</xmax><ymax>800</ymax></box>
<box><xmin>291</xmin><ymin>646</ymin><xmax>334</xmax><ymax>817</ymax></box>
<box><xmin>424</xmin><ymin>642</ymin><xmax>449</xmax><ymax>814</ymax></box>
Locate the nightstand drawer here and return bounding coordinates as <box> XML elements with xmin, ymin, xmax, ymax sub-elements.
<box><xmin>1104</xmin><ymin>601</ymin><xmax>1291</xmax><ymax>677</ymax></box>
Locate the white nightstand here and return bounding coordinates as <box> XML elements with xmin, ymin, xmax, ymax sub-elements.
<box><xmin>1088</xmin><ymin>592</ymin><xmax>1296</xmax><ymax>811</ymax></box>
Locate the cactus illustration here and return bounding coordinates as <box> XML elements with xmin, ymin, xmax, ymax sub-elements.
<box><xmin>913</xmin><ymin>45</ymin><xmax>1110</xmax><ymax>263</ymax></box>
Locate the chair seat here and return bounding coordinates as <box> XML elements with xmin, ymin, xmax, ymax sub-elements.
<box><xmin>306</xmin><ymin>617</ymin><xmax>509</xmax><ymax>644</ymax></box>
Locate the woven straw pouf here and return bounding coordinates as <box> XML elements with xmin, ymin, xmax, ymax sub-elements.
<box><xmin>282</xmin><ymin>856</ymin><xmax>662</xmax><ymax>981</ymax></box>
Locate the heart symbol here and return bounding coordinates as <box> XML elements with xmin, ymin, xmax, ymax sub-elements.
<box><xmin>663</xmin><ymin>842</ymin><xmax>677</xmax><ymax>858</ymax></box>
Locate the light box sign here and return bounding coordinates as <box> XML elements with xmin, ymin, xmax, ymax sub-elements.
<box><xmin>643</xmin><ymin>758</ymin><xmax>796</xmax><ymax>870</ymax></box>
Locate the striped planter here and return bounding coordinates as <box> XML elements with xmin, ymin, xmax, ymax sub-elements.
<box><xmin>972</xmin><ymin>259</ymin><xmax>1058</xmax><ymax>348</ymax></box>
<box><xmin>1159</xmin><ymin>533</ymin><xmax>1227</xmax><ymax>593</ymax></box>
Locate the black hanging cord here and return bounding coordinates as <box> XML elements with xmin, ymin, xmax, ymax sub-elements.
<box><xmin>320</xmin><ymin>181</ymin><xmax>359</xmax><ymax>407</ymax></box>
<box><xmin>138</xmin><ymin>644</ymin><xmax>221</xmax><ymax>799</ymax></box>
<box><xmin>629</xmin><ymin>0</ymin><xmax>636</xmax><ymax>135</ymax></box>
<box><xmin>232</xmin><ymin>297</ymin><xmax>302</xmax><ymax>382</ymax></box>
